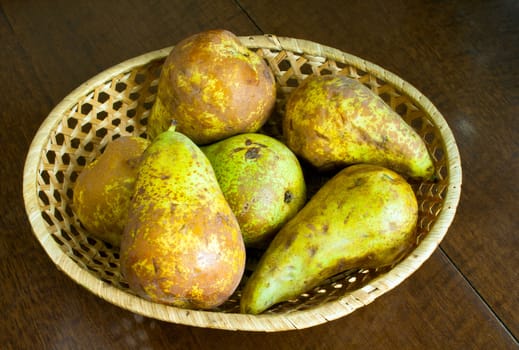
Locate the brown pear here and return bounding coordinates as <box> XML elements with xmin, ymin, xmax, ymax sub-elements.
<box><xmin>147</xmin><ymin>29</ymin><xmax>276</xmax><ymax>144</ymax></box>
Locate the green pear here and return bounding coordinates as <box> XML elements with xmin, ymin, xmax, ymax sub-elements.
<box><xmin>120</xmin><ymin>125</ymin><xmax>246</xmax><ymax>310</ymax></box>
<box><xmin>240</xmin><ymin>164</ymin><xmax>418</xmax><ymax>314</ymax></box>
<box><xmin>283</xmin><ymin>74</ymin><xmax>435</xmax><ymax>180</ymax></box>
<box><xmin>202</xmin><ymin>133</ymin><xmax>306</xmax><ymax>247</ymax></box>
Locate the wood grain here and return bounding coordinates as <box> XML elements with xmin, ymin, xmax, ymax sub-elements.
<box><xmin>1</xmin><ymin>0</ymin><xmax>517</xmax><ymax>348</ymax></box>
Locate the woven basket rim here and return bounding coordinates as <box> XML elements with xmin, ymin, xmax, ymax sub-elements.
<box><xmin>22</xmin><ymin>34</ymin><xmax>462</xmax><ymax>332</ymax></box>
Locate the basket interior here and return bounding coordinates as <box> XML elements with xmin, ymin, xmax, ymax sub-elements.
<box><xmin>33</xmin><ymin>45</ymin><xmax>449</xmax><ymax>315</ymax></box>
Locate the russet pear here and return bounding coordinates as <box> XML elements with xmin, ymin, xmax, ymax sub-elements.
<box><xmin>120</xmin><ymin>125</ymin><xmax>246</xmax><ymax>309</ymax></box>
<box><xmin>73</xmin><ymin>136</ymin><xmax>150</xmax><ymax>246</ymax></box>
<box><xmin>147</xmin><ymin>29</ymin><xmax>276</xmax><ymax>145</ymax></box>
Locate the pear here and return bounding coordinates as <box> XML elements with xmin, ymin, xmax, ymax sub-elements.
<box><xmin>202</xmin><ymin>133</ymin><xmax>306</xmax><ymax>247</ymax></box>
<box><xmin>283</xmin><ymin>74</ymin><xmax>435</xmax><ymax>180</ymax></box>
<box><xmin>147</xmin><ymin>29</ymin><xmax>276</xmax><ymax>144</ymax></box>
<box><xmin>120</xmin><ymin>125</ymin><xmax>246</xmax><ymax>309</ymax></box>
<box><xmin>73</xmin><ymin>136</ymin><xmax>150</xmax><ymax>246</ymax></box>
<box><xmin>240</xmin><ymin>164</ymin><xmax>418</xmax><ymax>314</ymax></box>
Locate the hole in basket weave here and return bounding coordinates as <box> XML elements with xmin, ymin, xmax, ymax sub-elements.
<box><xmin>97</xmin><ymin>111</ymin><xmax>108</xmax><ymax>121</ymax></box>
<box><xmin>84</xmin><ymin>141</ymin><xmax>95</xmax><ymax>152</ymax></box>
<box><xmin>40</xmin><ymin>171</ymin><xmax>50</xmax><ymax>184</ymax></box>
<box><xmin>45</xmin><ymin>150</ymin><xmax>56</xmax><ymax>164</ymax></box>
<box><xmin>410</xmin><ymin>117</ymin><xmax>423</xmax><ymax>131</ymax></box>
<box><xmin>61</xmin><ymin>153</ymin><xmax>70</xmax><ymax>165</ymax></box>
<box><xmin>51</xmin><ymin>233</ymin><xmax>65</xmax><ymax>246</ymax></box>
<box><xmin>70</xmin><ymin>138</ymin><xmax>81</xmax><ymax>149</ymax></box>
<box><xmin>434</xmin><ymin>148</ymin><xmax>444</xmax><ymax>162</ymax></box>
<box><xmin>69</xmin><ymin>173</ymin><xmax>78</xmax><ymax>184</ymax></box>
<box><xmin>79</xmin><ymin>242</ymin><xmax>90</xmax><ymax>253</ymax></box>
<box><xmin>67</xmin><ymin>118</ymin><xmax>78</xmax><ymax>129</ymax></box>
<box><xmin>96</xmin><ymin>128</ymin><xmax>108</xmax><ymax>138</ymax></box>
<box><xmin>81</xmin><ymin>123</ymin><xmax>92</xmax><ymax>133</ymax></box>
<box><xmin>54</xmin><ymin>133</ymin><xmax>65</xmax><ymax>145</ymax></box>
<box><xmin>97</xmin><ymin>91</ymin><xmax>110</xmax><ymax>103</ymax></box>
<box><xmin>127</xmin><ymin>109</ymin><xmax>137</xmax><ymax>118</ymax></box>
<box><xmin>54</xmin><ymin>208</ymin><xmax>63</xmax><ymax>222</ymax></box>
<box><xmin>134</xmin><ymin>73</ymin><xmax>146</xmax><ymax>84</ymax></box>
<box><xmin>41</xmin><ymin>211</ymin><xmax>53</xmax><ymax>226</ymax></box>
<box><xmin>65</xmin><ymin>204</ymin><xmax>74</xmax><ymax>217</ymax></box>
<box><xmin>300</xmin><ymin>63</ymin><xmax>314</xmax><ymax>75</ymax></box>
<box><xmin>395</xmin><ymin>103</ymin><xmax>408</xmax><ymax>116</ymax></box>
<box><xmin>52</xmin><ymin>189</ymin><xmax>61</xmax><ymax>202</ymax></box>
<box><xmin>59</xmin><ymin>229</ymin><xmax>72</xmax><ymax>242</ymax></box>
<box><xmin>72</xmin><ymin>248</ymin><xmax>84</xmax><ymax>259</ymax></box>
<box><xmin>286</xmin><ymin>78</ymin><xmax>299</xmax><ymax>87</ymax></box>
<box><xmin>320</xmin><ymin>68</ymin><xmax>333</xmax><ymax>75</ymax></box>
<box><xmin>113</xmin><ymin>101</ymin><xmax>123</xmax><ymax>111</ymax></box>
<box><xmin>55</xmin><ymin>170</ymin><xmax>65</xmax><ymax>183</ymax></box>
<box><xmin>69</xmin><ymin>225</ymin><xmax>81</xmax><ymax>237</ymax></box>
<box><xmin>115</xmin><ymin>82</ymin><xmax>127</xmax><ymax>93</ymax></box>
<box><xmin>424</xmin><ymin>131</ymin><xmax>435</xmax><ymax>144</ymax></box>
<box><xmin>379</xmin><ymin>92</ymin><xmax>391</xmax><ymax>104</ymax></box>
<box><xmin>81</xmin><ymin>103</ymin><xmax>93</xmax><ymax>115</ymax></box>
<box><xmin>38</xmin><ymin>191</ymin><xmax>49</xmax><ymax>205</ymax></box>
<box><xmin>278</xmin><ymin>60</ymin><xmax>291</xmax><ymax>72</ymax></box>
<box><xmin>76</xmin><ymin>156</ymin><xmax>86</xmax><ymax>166</ymax></box>
<box><xmin>148</xmin><ymin>84</ymin><xmax>158</xmax><ymax>94</ymax></box>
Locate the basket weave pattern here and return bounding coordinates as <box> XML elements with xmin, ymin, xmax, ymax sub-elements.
<box><xmin>23</xmin><ymin>35</ymin><xmax>461</xmax><ymax>331</ymax></box>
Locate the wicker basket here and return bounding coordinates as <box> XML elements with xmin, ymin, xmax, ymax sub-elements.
<box><xmin>23</xmin><ymin>34</ymin><xmax>461</xmax><ymax>331</ymax></box>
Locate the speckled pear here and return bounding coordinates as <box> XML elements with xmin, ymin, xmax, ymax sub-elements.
<box><xmin>120</xmin><ymin>125</ymin><xmax>246</xmax><ymax>309</ymax></box>
<box><xmin>283</xmin><ymin>74</ymin><xmax>435</xmax><ymax>180</ymax></box>
<box><xmin>73</xmin><ymin>136</ymin><xmax>150</xmax><ymax>246</ymax></box>
<box><xmin>202</xmin><ymin>133</ymin><xmax>306</xmax><ymax>247</ymax></box>
<box><xmin>147</xmin><ymin>29</ymin><xmax>276</xmax><ymax>144</ymax></box>
<box><xmin>240</xmin><ymin>164</ymin><xmax>418</xmax><ymax>314</ymax></box>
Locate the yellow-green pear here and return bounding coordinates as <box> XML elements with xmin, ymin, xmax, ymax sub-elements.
<box><xmin>240</xmin><ymin>164</ymin><xmax>418</xmax><ymax>314</ymax></box>
<box><xmin>283</xmin><ymin>74</ymin><xmax>435</xmax><ymax>180</ymax></box>
<box><xmin>120</xmin><ymin>125</ymin><xmax>246</xmax><ymax>309</ymax></box>
<box><xmin>202</xmin><ymin>133</ymin><xmax>306</xmax><ymax>247</ymax></box>
<box><xmin>73</xmin><ymin>136</ymin><xmax>150</xmax><ymax>246</ymax></box>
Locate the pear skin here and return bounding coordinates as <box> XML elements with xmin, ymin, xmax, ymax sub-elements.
<box><xmin>202</xmin><ymin>133</ymin><xmax>306</xmax><ymax>247</ymax></box>
<box><xmin>283</xmin><ymin>75</ymin><xmax>435</xmax><ymax>180</ymax></box>
<box><xmin>73</xmin><ymin>136</ymin><xmax>150</xmax><ymax>246</ymax></box>
<box><xmin>120</xmin><ymin>126</ymin><xmax>246</xmax><ymax>309</ymax></box>
<box><xmin>240</xmin><ymin>164</ymin><xmax>418</xmax><ymax>314</ymax></box>
<box><xmin>147</xmin><ymin>29</ymin><xmax>276</xmax><ymax>144</ymax></box>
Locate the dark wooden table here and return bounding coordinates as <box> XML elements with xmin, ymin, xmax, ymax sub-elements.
<box><xmin>2</xmin><ymin>1</ymin><xmax>518</xmax><ymax>349</ymax></box>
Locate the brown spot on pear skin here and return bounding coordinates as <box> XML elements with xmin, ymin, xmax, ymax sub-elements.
<box><xmin>245</xmin><ymin>147</ymin><xmax>261</xmax><ymax>159</ymax></box>
<box><xmin>284</xmin><ymin>233</ymin><xmax>296</xmax><ymax>249</ymax></box>
<box><xmin>284</xmin><ymin>190</ymin><xmax>294</xmax><ymax>204</ymax></box>
<box><xmin>308</xmin><ymin>246</ymin><xmax>318</xmax><ymax>257</ymax></box>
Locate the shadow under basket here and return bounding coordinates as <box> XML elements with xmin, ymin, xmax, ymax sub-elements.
<box><xmin>23</xmin><ymin>34</ymin><xmax>462</xmax><ymax>332</ymax></box>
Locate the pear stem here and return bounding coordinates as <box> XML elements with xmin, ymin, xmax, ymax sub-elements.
<box><xmin>169</xmin><ymin>119</ymin><xmax>177</xmax><ymax>132</ymax></box>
